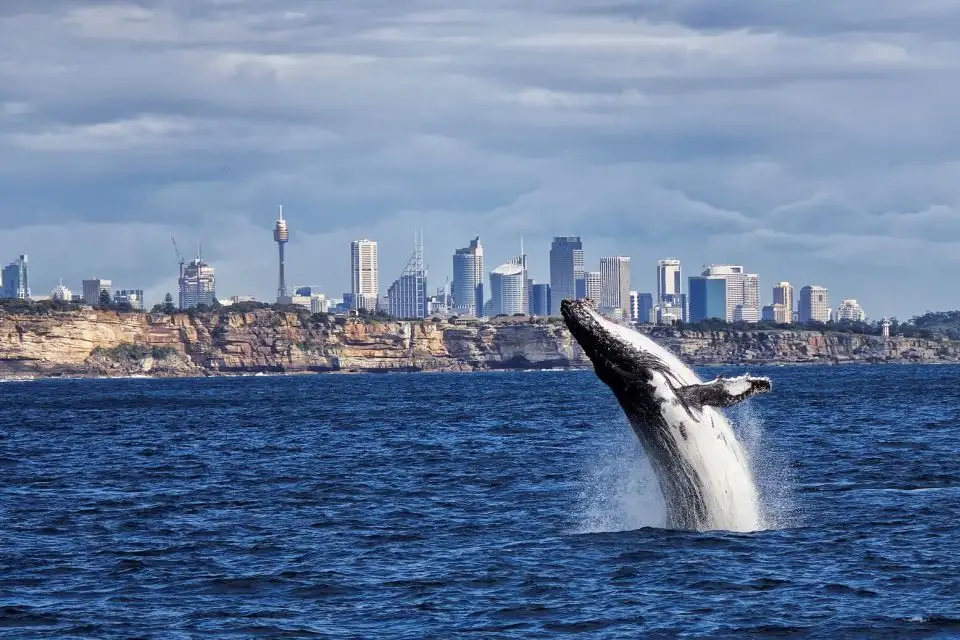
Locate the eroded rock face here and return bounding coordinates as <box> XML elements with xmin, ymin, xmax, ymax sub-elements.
<box><xmin>0</xmin><ymin>309</ymin><xmax>955</xmax><ymax>378</ymax></box>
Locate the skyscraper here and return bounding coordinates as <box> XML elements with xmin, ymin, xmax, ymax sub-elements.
<box><xmin>452</xmin><ymin>237</ymin><xmax>484</xmax><ymax>317</ymax></box>
<box><xmin>0</xmin><ymin>255</ymin><xmax>29</xmax><ymax>299</ymax></box>
<box><xmin>657</xmin><ymin>259</ymin><xmax>682</xmax><ymax>302</ymax></box>
<box><xmin>599</xmin><ymin>256</ymin><xmax>631</xmax><ymax>319</ymax></box>
<box><xmin>688</xmin><ymin>275</ymin><xmax>728</xmax><ymax>322</ymax></box>
<box><xmin>273</xmin><ymin>205</ymin><xmax>289</xmax><ymax>302</ymax></box>
<box><xmin>772</xmin><ymin>282</ymin><xmax>794</xmax><ymax>323</ymax></box>
<box><xmin>699</xmin><ymin>265</ymin><xmax>760</xmax><ymax>323</ymax></box>
<box><xmin>531</xmin><ymin>283</ymin><xmax>551</xmax><ymax>316</ymax></box>
<box><xmin>798</xmin><ymin>285</ymin><xmax>830</xmax><ymax>323</ymax></box>
<box><xmin>387</xmin><ymin>235</ymin><xmax>428</xmax><ymax>319</ymax></box>
<box><xmin>350</xmin><ymin>239</ymin><xmax>379</xmax><ymax>312</ymax></box>
<box><xmin>489</xmin><ymin>262</ymin><xmax>526</xmax><ymax>316</ymax></box>
<box><xmin>549</xmin><ymin>236</ymin><xmax>584</xmax><ymax>315</ymax></box>
<box><xmin>82</xmin><ymin>278</ymin><xmax>112</xmax><ymax>306</ymax></box>
<box><xmin>179</xmin><ymin>259</ymin><xmax>216</xmax><ymax>308</ymax></box>
<box><xmin>736</xmin><ymin>273</ymin><xmax>760</xmax><ymax>323</ymax></box>
<box><xmin>584</xmin><ymin>271</ymin><xmax>602</xmax><ymax>302</ymax></box>
<box><xmin>638</xmin><ymin>293</ymin><xmax>654</xmax><ymax>324</ymax></box>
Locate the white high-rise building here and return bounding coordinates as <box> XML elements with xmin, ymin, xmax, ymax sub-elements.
<box><xmin>452</xmin><ymin>237</ymin><xmax>484</xmax><ymax>317</ymax></box>
<box><xmin>599</xmin><ymin>256</ymin><xmax>631</xmax><ymax>319</ymax></box>
<box><xmin>584</xmin><ymin>271</ymin><xmax>603</xmax><ymax>303</ymax></box>
<box><xmin>772</xmin><ymin>282</ymin><xmax>794</xmax><ymax>323</ymax></box>
<box><xmin>350</xmin><ymin>239</ymin><xmax>379</xmax><ymax>312</ymax></box>
<box><xmin>629</xmin><ymin>291</ymin><xmax>639</xmax><ymax>322</ymax></box>
<box><xmin>489</xmin><ymin>262</ymin><xmax>526</xmax><ymax>316</ymax></box>
<box><xmin>835</xmin><ymin>299</ymin><xmax>865</xmax><ymax>322</ymax></box>
<box><xmin>657</xmin><ymin>259</ymin><xmax>682</xmax><ymax>301</ymax></box>
<box><xmin>735</xmin><ymin>273</ymin><xmax>760</xmax><ymax>323</ymax></box>
<box><xmin>798</xmin><ymin>285</ymin><xmax>830</xmax><ymax>323</ymax></box>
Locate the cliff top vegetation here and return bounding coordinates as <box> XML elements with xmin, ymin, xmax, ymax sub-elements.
<box><xmin>2</xmin><ymin>297</ymin><xmax>958</xmax><ymax>340</ymax></box>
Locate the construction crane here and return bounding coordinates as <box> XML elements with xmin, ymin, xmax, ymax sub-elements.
<box><xmin>171</xmin><ymin>237</ymin><xmax>184</xmax><ymax>310</ymax></box>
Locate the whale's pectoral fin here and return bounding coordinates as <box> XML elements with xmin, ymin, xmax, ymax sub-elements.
<box><xmin>676</xmin><ymin>374</ymin><xmax>772</xmax><ymax>409</ymax></box>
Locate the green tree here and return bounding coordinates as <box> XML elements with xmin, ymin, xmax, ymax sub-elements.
<box><xmin>162</xmin><ymin>292</ymin><xmax>176</xmax><ymax>314</ymax></box>
<box><xmin>98</xmin><ymin>288</ymin><xmax>112</xmax><ymax>309</ymax></box>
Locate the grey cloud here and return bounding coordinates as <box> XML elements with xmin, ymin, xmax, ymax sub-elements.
<box><xmin>1</xmin><ymin>0</ymin><xmax>960</xmax><ymax>316</ymax></box>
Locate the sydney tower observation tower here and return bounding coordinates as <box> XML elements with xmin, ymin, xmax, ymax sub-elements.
<box><xmin>274</xmin><ymin>206</ymin><xmax>289</xmax><ymax>301</ymax></box>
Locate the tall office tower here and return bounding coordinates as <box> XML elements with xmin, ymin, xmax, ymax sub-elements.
<box><xmin>531</xmin><ymin>283</ymin><xmax>551</xmax><ymax>316</ymax></box>
<box><xmin>656</xmin><ymin>258</ymin><xmax>685</xmax><ymax>322</ymax></box>
<box><xmin>657</xmin><ymin>259</ymin><xmax>682</xmax><ymax>302</ymax></box>
<box><xmin>452</xmin><ymin>237</ymin><xmax>484</xmax><ymax>317</ymax></box>
<box><xmin>584</xmin><ymin>271</ymin><xmax>603</xmax><ymax>302</ymax></box>
<box><xmin>350</xmin><ymin>239</ymin><xmax>379</xmax><ymax>312</ymax></box>
<box><xmin>179</xmin><ymin>259</ymin><xmax>216</xmax><ymax>308</ymax></box>
<box><xmin>273</xmin><ymin>205</ymin><xmax>289</xmax><ymax>301</ymax></box>
<box><xmin>82</xmin><ymin>278</ymin><xmax>112</xmax><ymax>306</ymax></box>
<box><xmin>387</xmin><ymin>235</ymin><xmax>428</xmax><ymax>319</ymax></box>
<box><xmin>629</xmin><ymin>291</ymin><xmax>639</xmax><ymax>322</ymax></box>
<box><xmin>735</xmin><ymin>273</ymin><xmax>760</xmax><ymax>323</ymax></box>
<box><xmin>699</xmin><ymin>265</ymin><xmax>759</xmax><ymax>323</ymax></box>
<box><xmin>688</xmin><ymin>275</ymin><xmax>728</xmax><ymax>322</ymax></box>
<box><xmin>798</xmin><ymin>285</ymin><xmax>830</xmax><ymax>323</ymax></box>
<box><xmin>513</xmin><ymin>244</ymin><xmax>529</xmax><ymax>315</ymax></box>
<box><xmin>599</xmin><ymin>256</ymin><xmax>631</xmax><ymax>319</ymax></box>
<box><xmin>772</xmin><ymin>281</ymin><xmax>794</xmax><ymax>322</ymax></box>
<box><xmin>638</xmin><ymin>293</ymin><xmax>654</xmax><ymax>323</ymax></box>
<box><xmin>549</xmin><ymin>236</ymin><xmax>584</xmax><ymax>315</ymax></box>
<box><xmin>0</xmin><ymin>255</ymin><xmax>30</xmax><ymax>299</ymax></box>
<box><xmin>835</xmin><ymin>299</ymin><xmax>865</xmax><ymax>322</ymax></box>
<box><xmin>489</xmin><ymin>262</ymin><xmax>526</xmax><ymax>316</ymax></box>
<box><xmin>701</xmin><ymin>265</ymin><xmax>743</xmax><ymax>321</ymax></box>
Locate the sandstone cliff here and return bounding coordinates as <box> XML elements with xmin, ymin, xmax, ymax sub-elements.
<box><xmin>0</xmin><ymin>309</ymin><xmax>955</xmax><ymax>379</ymax></box>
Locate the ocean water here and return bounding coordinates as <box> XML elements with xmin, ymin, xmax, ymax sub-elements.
<box><xmin>1</xmin><ymin>365</ymin><xmax>959</xmax><ymax>639</ymax></box>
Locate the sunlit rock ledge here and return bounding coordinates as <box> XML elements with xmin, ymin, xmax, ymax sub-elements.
<box><xmin>0</xmin><ymin>308</ymin><xmax>956</xmax><ymax>378</ymax></box>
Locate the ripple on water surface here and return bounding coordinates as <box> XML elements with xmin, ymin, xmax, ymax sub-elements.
<box><xmin>1</xmin><ymin>366</ymin><xmax>959</xmax><ymax>638</ymax></box>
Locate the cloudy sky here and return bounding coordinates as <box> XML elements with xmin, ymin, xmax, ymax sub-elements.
<box><xmin>2</xmin><ymin>1</ymin><xmax>959</xmax><ymax>319</ymax></box>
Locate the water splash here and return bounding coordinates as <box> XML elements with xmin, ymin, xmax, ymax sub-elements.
<box><xmin>573</xmin><ymin>427</ymin><xmax>666</xmax><ymax>533</ymax></box>
<box><xmin>575</xmin><ymin>401</ymin><xmax>799</xmax><ymax>534</ymax></box>
<box><xmin>728</xmin><ymin>401</ymin><xmax>802</xmax><ymax>530</ymax></box>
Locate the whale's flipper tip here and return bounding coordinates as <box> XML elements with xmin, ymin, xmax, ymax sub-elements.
<box><xmin>677</xmin><ymin>374</ymin><xmax>772</xmax><ymax>409</ymax></box>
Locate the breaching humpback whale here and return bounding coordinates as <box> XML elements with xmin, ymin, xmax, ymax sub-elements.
<box><xmin>561</xmin><ymin>299</ymin><xmax>772</xmax><ymax>532</ymax></box>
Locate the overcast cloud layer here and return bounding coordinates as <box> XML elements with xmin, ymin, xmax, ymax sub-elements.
<box><xmin>2</xmin><ymin>0</ymin><xmax>960</xmax><ymax>318</ymax></box>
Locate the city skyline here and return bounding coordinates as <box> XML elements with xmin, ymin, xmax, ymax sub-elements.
<box><xmin>2</xmin><ymin>3</ymin><xmax>959</xmax><ymax>319</ymax></box>
<box><xmin>0</xmin><ymin>231</ymin><xmax>896</xmax><ymax>322</ymax></box>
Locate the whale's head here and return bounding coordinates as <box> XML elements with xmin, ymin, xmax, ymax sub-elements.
<box><xmin>560</xmin><ymin>298</ymin><xmax>685</xmax><ymax>389</ymax></box>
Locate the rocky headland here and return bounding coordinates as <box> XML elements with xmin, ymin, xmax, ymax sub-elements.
<box><xmin>0</xmin><ymin>308</ymin><xmax>957</xmax><ymax>379</ymax></box>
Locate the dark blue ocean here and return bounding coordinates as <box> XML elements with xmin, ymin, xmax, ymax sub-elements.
<box><xmin>2</xmin><ymin>365</ymin><xmax>959</xmax><ymax>638</ymax></box>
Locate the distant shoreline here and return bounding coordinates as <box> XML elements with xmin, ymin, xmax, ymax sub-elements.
<box><xmin>2</xmin><ymin>357</ymin><xmax>958</xmax><ymax>383</ymax></box>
